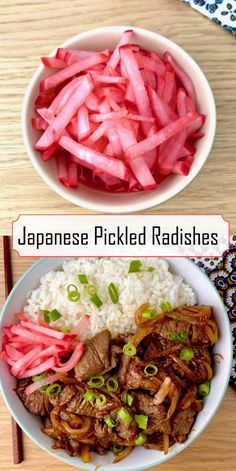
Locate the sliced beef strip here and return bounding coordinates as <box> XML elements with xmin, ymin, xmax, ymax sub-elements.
<box><xmin>171</xmin><ymin>407</ymin><xmax>196</xmax><ymax>443</ymax></box>
<box><xmin>49</xmin><ymin>385</ymin><xmax>77</xmax><ymax>406</ymax></box>
<box><xmin>94</xmin><ymin>419</ymin><xmax>135</xmax><ymax>448</ymax></box>
<box><xmin>133</xmin><ymin>391</ymin><xmax>170</xmax><ymax>435</ymax></box>
<box><xmin>53</xmin><ymin>435</ymin><xmax>80</xmax><ymax>456</ymax></box>
<box><xmin>74</xmin><ymin>330</ymin><xmax>111</xmax><ymax>380</ymax></box>
<box><xmin>118</xmin><ymin>355</ymin><xmax>158</xmax><ymax>391</ymax></box>
<box><xmin>66</xmin><ymin>385</ymin><xmax>117</xmax><ymax>418</ymax></box>
<box><xmin>16</xmin><ymin>378</ymin><xmax>51</xmax><ymax>416</ymax></box>
<box><xmin>115</xmin><ymin>412</ymin><xmax>138</xmax><ymax>442</ymax></box>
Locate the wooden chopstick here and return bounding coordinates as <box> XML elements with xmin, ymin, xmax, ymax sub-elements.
<box><xmin>3</xmin><ymin>236</ymin><xmax>24</xmax><ymax>464</ymax></box>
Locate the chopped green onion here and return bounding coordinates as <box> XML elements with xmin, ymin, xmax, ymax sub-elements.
<box><xmin>106</xmin><ymin>376</ymin><xmax>119</xmax><ymax>392</ymax></box>
<box><xmin>32</xmin><ymin>374</ymin><xmax>48</xmax><ymax>383</ymax></box>
<box><xmin>122</xmin><ymin>392</ymin><xmax>134</xmax><ymax>407</ymax></box>
<box><xmin>134</xmin><ymin>414</ymin><xmax>148</xmax><ymax>430</ymax></box>
<box><xmin>123</xmin><ymin>343</ymin><xmax>136</xmax><ymax>357</ymax></box>
<box><xmin>112</xmin><ymin>445</ymin><xmax>124</xmax><ymax>455</ymax></box>
<box><xmin>142</xmin><ymin>309</ymin><xmax>157</xmax><ymax>320</ymax></box>
<box><xmin>128</xmin><ymin>260</ymin><xmax>142</xmax><ymax>273</ymax></box>
<box><xmin>83</xmin><ymin>391</ymin><xmax>97</xmax><ymax>403</ymax></box>
<box><xmin>42</xmin><ymin>310</ymin><xmax>50</xmax><ymax>323</ymax></box>
<box><xmin>167</xmin><ymin>331</ymin><xmax>189</xmax><ymax>342</ymax></box>
<box><xmin>135</xmin><ymin>432</ymin><xmax>147</xmax><ymax>446</ymax></box>
<box><xmin>87</xmin><ymin>375</ymin><xmax>105</xmax><ymax>388</ymax></box>
<box><xmin>180</xmin><ymin>347</ymin><xmax>194</xmax><ymax>361</ymax></box>
<box><xmin>49</xmin><ymin>308</ymin><xmax>62</xmax><ymax>321</ymax></box>
<box><xmin>61</xmin><ymin>326</ymin><xmax>71</xmax><ymax>334</ymax></box>
<box><xmin>96</xmin><ymin>394</ymin><xmax>107</xmax><ymax>407</ymax></box>
<box><xmin>66</xmin><ymin>285</ymin><xmax>80</xmax><ymax>302</ymax></box>
<box><xmin>78</xmin><ymin>274</ymin><xmax>88</xmax><ymax>284</ymax></box>
<box><xmin>144</xmin><ymin>364</ymin><xmax>158</xmax><ymax>376</ymax></box>
<box><xmin>108</xmin><ymin>282</ymin><xmax>119</xmax><ymax>304</ymax></box>
<box><xmin>45</xmin><ymin>383</ymin><xmax>61</xmax><ymax>398</ymax></box>
<box><xmin>87</xmin><ymin>284</ymin><xmax>97</xmax><ymax>296</ymax></box>
<box><xmin>118</xmin><ymin>407</ymin><xmax>132</xmax><ymax>425</ymax></box>
<box><xmin>90</xmin><ymin>293</ymin><xmax>103</xmax><ymax>308</ymax></box>
<box><xmin>67</xmin><ymin>284</ymin><xmax>78</xmax><ymax>294</ymax></box>
<box><xmin>160</xmin><ymin>299</ymin><xmax>172</xmax><ymax>312</ymax></box>
<box><xmin>104</xmin><ymin>415</ymin><xmax>116</xmax><ymax>429</ymax></box>
<box><xmin>198</xmin><ymin>381</ymin><xmax>211</xmax><ymax>397</ymax></box>
<box><xmin>147</xmin><ymin>267</ymin><xmax>155</xmax><ymax>272</ymax></box>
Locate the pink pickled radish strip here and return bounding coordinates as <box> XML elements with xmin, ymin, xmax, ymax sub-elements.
<box><xmin>85</xmin><ymin>92</ymin><xmax>99</xmax><ymax>112</ymax></box>
<box><xmin>104</xmin><ymin>142</ymin><xmax>114</xmax><ymax>156</ymax></box>
<box><xmin>148</xmin><ymin>85</ymin><xmax>175</xmax><ymax>127</ymax></box>
<box><xmin>16</xmin><ymin>313</ymin><xmax>28</xmax><ymax>321</ymax></box>
<box><xmin>36</xmin><ymin>75</ymin><xmax>94</xmax><ymax>150</ymax></box>
<box><xmin>41</xmin><ymin>57</ymin><xmax>66</xmax><ymax>68</ymax></box>
<box><xmin>40</xmin><ymin>51</ymin><xmax>109</xmax><ymax>92</ymax></box>
<box><xmin>67</xmin><ymin>161</ymin><xmax>79</xmax><ymax>188</ymax></box>
<box><xmin>5</xmin><ymin>345</ymin><xmax>23</xmax><ymax>361</ymax></box>
<box><xmin>59</xmin><ymin>135</ymin><xmax>129</xmax><ymax>181</ymax></box>
<box><xmin>186</xmin><ymin>96</ymin><xmax>196</xmax><ymax>113</ymax></box>
<box><xmin>91</xmin><ymin>73</ymin><xmax>127</xmax><ymax>84</ymax></box>
<box><xmin>18</xmin><ymin>356</ymin><xmax>57</xmax><ymax>379</ymax></box>
<box><xmin>162</xmin><ymin>71</ymin><xmax>175</xmax><ymax>104</ymax></box>
<box><xmin>126</xmin><ymin>113</ymin><xmax>154</xmax><ymax>123</ymax></box>
<box><xmin>90</xmin><ymin>110</ymin><xmax>127</xmax><ymax>123</ymax></box>
<box><xmin>20</xmin><ymin>320</ymin><xmax>73</xmax><ymax>340</ymax></box>
<box><xmin>126</xmin><ymin>112</ymin><xmax>198</xmax><ymax>159</ymax></box>
<box><xmin>141</xmin><ymin>69</ymin><xmax>156</xmax><ymax>91</ymax></box>
<box><xmin>45</xmin><ymin>77</ymin><xmax>82</xmax><ymax>121</ymax></box>
<box><xmin>35</xmin><ymin>92</ymin><xmax>56</xmax><ymax>106</ymax></box>
<box><xmin>25</xmin><ymin>373</ymin><xmax>59</xmax><ymax>396</ymax></box>
<box><xmin>71</xmin><ymin>314</ymin><xmax>90</xmax><ymax>335</ymax></box>
<box><xmin>159</xmin><ymin>130</ymin><xmax>187</xmax><ymax>174</ymax></box>
<box><xmin>187</xmin><ymin>114</ymin><xmax>205</xmax><ymax>137</ymax></box>
<box><xmin>135</xmin><ymin>53</ymin><xmax>165</xmax><ymax>76</ymax></box>
<box><xmin>177</xmin><ymin>88</ymin><xmax>187</xmax><ymax>117</ymax></box>
<box><xmin>10</xmin><ymin>326</ymin><xmax>70</xmax><ymax>347</ymax></box>
<box><xmin>41</xmin><ymin>142</ymin><xmax>59</xmax><ymax>161</ymax></box>
<box><xmin>56</xmin><ymin>151</ymin><xmax>69</xmax><ymax>187</ymax></box>
<box><xmin>85</xmin><ymin>121</ymin><xmax>111</xmax><ymax>144</ymax></box>
<box><xmin>108</xmin><ymin>29</ymin><xmax>133</xmax><ymax>69</ymax></box>
<box><xmin>189</xmin><ymin>132</ymin><xmax>204</xmax><ymax>140</ymax></box>
<box><xmin>158</xmin><ymin>76</ymin><xmax>165</xmax><ymax>97</ymax></box>
<box><xmin>1</xmin><ymin>353</ymin><xmax>14</xmax><ymax>367</ymax></box>
<box><xmin>173</xmin><ymin>155</ymin><xmax>194</xmax><ymax>176</ymax></box>
<box><xmin>164</xmin><ymin>52</ymin><xmax>196</xmax><ymax>104</ymax></box>
<box><xmin>53</xmin><ymin>342</ymin><xmax>84</xmax><ymax>373</ymax></box>
<box><xmin>77</xmin><ymin>105</ymin><xmax>90</xmax><ymax>140</ymax></box>
<box><xmin>106</xmin><ymin>126</ymin><xmax>123</xmax><ymax>157</ymax></box>
<box><xmin>11</xmin><ymin>346</ymin><xmax>42</xmax><ymax>376</ymax></box>
<box><xmin>31</xmin><ymin>117</ymin><xmax>48</xmax><ymax>130</ymax></box>
<box><xmin>64</xmin><ymin>49</ymin><xmax>96</xmax><ymax>65</ymax></box>
<box><xmin>120</xmin><ymin>46</ymin><xmax>153</xmax><ymax>135</ymax></box>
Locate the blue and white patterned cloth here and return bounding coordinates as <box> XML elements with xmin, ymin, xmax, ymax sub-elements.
<box><xmin>181</xmin><ymin>0</ymin><xmax>236</xmax><ymax>34</ymax></box>
<box><xmin>191</xmin><ymin>234</ymin><xmax>236</xmax><ymax>390</ymax></box>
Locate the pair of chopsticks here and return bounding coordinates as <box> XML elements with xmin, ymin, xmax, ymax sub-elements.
<box><xmin>3</xmin><ymin>236</ymin><xmax>24</xmax><ymax>464</ymax></box>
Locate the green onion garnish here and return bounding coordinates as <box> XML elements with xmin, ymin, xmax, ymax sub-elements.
<box><xmin>118</xmin><ymin>407</ymin><xmax>132</xmax><ymax>425</ymax></box>
<box><xmin>78</xmin><ymin>274</ymin><xmax>88</xmax><ymax>284</ymax></box>
<box><xmin>45</xmin><ymin>383</ymin><xmax>61</xmax><ymax>398</ymax></box>
<box><xmin>135</xmin><ymin>432</ymin><xmax>147</xmax><ymax>446</ymax></box>
<box><xmin>123</xmin><ymin>342</ymin><xmax>136</xmax><ymax>357</ymax></box>
<box><xmin>87</xmin><ymin>375</ymin><xmax>105</xmax><ymax>388</ymax></box>
<box><xmin>96</xmin><ymin>393</ymin><xmax>107</xmax><ymax>407</ymax></box>
<box><xmin>122</xmin><ymin>392</ymin><xmax>134</xmax><ymax>407</ymax></box>
<box><xmin>61</xmin><ymin>326</ymin><xmax>71</xmax><ymax>334</ymax></box>
<box><xmin>144</xmin><ymin>364</ymin><xmax>158</xmax><ymax>377</ymax></box>
<box><xmin>112</xmin><ymin>445</ymin><xmax>124</xmax><ymax>455</ymax></box>
<box><xmin>32</xmin><ymin>374</ymin><xmax>48</xmax><ymax>383</ymax></box>
<box><xmin>83</xmin><ymin>391</ymin><xmax>97</xmax><ymax>403</ymax></box>
<box><xmin>147</xmin><ymin>267</ymin><xmax>155</xmax><ymax>272</ymax></box>
<box><xmin>134</xmin><ymin>414</ymin><xmax>148</xmax><ymax>430</ymax></box>
<box><xmin>42</xmin><ymin>310</ymin><xmax>50</xmax><ymax>323</ymax></box>
<box><xmin>198</xmin><ymin>381</ymin><xmax>211</xmax><ymax>397</ymax></box>
<box><xmin>108</xmin><ymin>282</ymin><xmax>119</xmax><ymax>304</ymax></box>
<box><xmin>106</xmin><ymin>376</ymin><xmax>119</xmax><ymax>392</ymax></box>
<box><xmin>104</xmin><ymin>415</ymin><xmax>116</xmax><ymax>429</ymax></box>
<box><xmin>180</xmin><ymin>347</ymin><xmax>194</xmax><ymax>361</ymax></box>
<box><xmin>49</xmin><ymin>308</ymin><xmax>62</xmax><ymax>321</ymax></box>
<box><xmin>167</xmin><ymin>332</ymin><xmax>189</xmax><ymax>342</ymax></box>
<box><xmin>67</xmin><ymin>284</ymin><xmax>80</xmax><ymax>302</ymax></box>
<box><xmin>142</xmin><ymin>309</ymin><xmax>157</xmax><ymax>320</ymax></box>
<box><xmin>160</xmin><ymin>299</ymin><xmax>172</xmax><ymax>312</ymax></box>
<box><xmin>87</xmin><ymin>284</ymin><xmax>97</xmax><ymax>296</ymax></box>
<box><xmin>90</xmin><ymin>293</ymin><xmax>103</xmax><ymax>308</ymax></box>
<box><xmin>128</xmin><ymin>260</ymin><xmax>142</xmax><ymax>273</ymax></box>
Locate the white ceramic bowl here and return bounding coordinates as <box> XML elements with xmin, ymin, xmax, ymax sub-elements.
<box><xmin>22</xmin><ymin>26</ymin><xmax>216</xmax><ymax>213</ymax></box>
<box><xmin>0</xmin><ymin>258</ymin><xmax>232</xmax><ymax>471</ymax></box>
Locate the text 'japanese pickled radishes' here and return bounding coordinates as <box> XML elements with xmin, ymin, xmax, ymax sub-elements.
<box><xmin>32</xmin><ymin>30</ymin><xmax>205</xmax><ymax>192</ymax></box>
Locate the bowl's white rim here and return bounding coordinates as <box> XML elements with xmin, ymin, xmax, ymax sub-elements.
<box><xmin>21</xmin><ymin>25</ymin><xmax>216</xmax><ymax>213</ymax></box>
<box><xmin>0</xmin><ymin>257</ymin><xmax>232</xmax><ymax>471</ymax></box>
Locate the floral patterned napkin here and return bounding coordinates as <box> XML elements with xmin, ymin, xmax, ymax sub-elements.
<box><xmin>181</xmin><ymin>0</ymin><xmax>236</xmax><ymax>34</ymax></box>
<box><xmin>191</xmin><ymin>234</ymin><xmax>236</xmax><ymax>389</ymax></box>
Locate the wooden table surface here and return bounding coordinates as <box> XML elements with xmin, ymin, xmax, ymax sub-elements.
<box><xmin>0</xmin><ymin>0</ymin><xmax>236</xmax><ymax>235</ymax></box>
<box><xmin>0</xmin><ymin>240</ymin><xmax>235</xmax><ymax>470</ymax></box>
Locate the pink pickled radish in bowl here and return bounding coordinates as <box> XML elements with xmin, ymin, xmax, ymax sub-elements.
<box><xmin>22</xmin><ymin>26</ymin><xmax>216</xmax><ymax>213</ymax></box>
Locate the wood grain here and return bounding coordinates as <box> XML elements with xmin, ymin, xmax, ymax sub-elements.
<box><xmin>0</xmin><ymin>0</ymin><xmax>236</xmax><ymax>234</ymax></box>
<box><xmin>0</xmin><ymin>240</ymin><xmax>235</xmax><ymax>470</ymax></box>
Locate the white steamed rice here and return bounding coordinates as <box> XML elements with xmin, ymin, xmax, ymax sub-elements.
<box><xmin>24</xmin><ymin>258</ymin><xmax>196</xmax><ymax>339</ymax></box>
